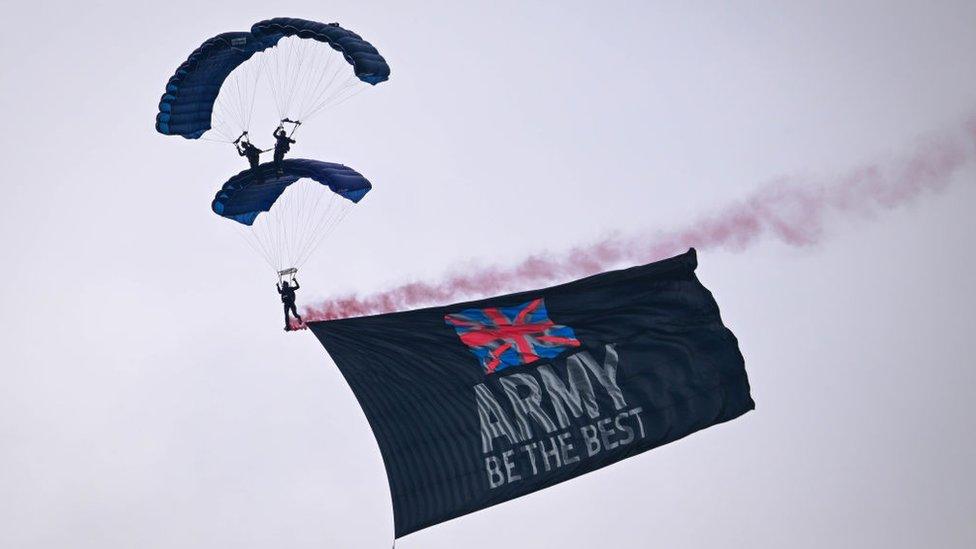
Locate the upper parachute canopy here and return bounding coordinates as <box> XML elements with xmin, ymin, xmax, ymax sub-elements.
<box><xmin>212</xmin><ymin>158</ymin><xmax>372</xmax><ymax>225</ymax></box>
<box><xmin>156</xmin><ymin>18</ymin><xmax>391</xmax><ymax>139</ymax></box>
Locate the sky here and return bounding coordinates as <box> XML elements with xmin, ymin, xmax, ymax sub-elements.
<box><xmin>1</xmin><ymin>1</ymin><xmax>975</xmax><ymax>547</ymax></box>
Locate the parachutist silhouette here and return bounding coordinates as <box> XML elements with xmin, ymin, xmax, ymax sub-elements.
<box><xmin>278</xmin><ymin>278</ymin><xmax>302</xmax><ymax>330</ymax></box>
<box><xmin>273</xmin><ymin>122</ymin><xmax>298</xmax><ymax>174</ymax></box>
<box><xmin>236</xmin><ymin>140</ymin><xmax>263</xmax><ymax>170</ymax></box>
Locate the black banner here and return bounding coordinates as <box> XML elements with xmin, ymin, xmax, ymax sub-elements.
<box><xmin>309</xmin><ymin>249</ymin><xmax>754</xmax><ymax>537</ymax></box>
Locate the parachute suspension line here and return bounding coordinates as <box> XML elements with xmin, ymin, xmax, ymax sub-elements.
<box><xmin>291</xmin><ymin>41</ymin><xmax>338</xmax><ymax>121</ymax></box>
<box><xmin>283</xmin><ymin>179</ymin><xmax>317</xmax><ymax>265</ymax></box>
<box><xmin>210</xmin><ymin>89</ymin><xmax>235</xmax><ymax>141</ymax></box>
<box><xmin>295</xmin><ymin>201</ymin><xmax>351</xmax><ymax>269</ymax></box>
<box><xmin>241</xmin><ymin>55</ymin><xmax>263</xmax><ymax>132</ymax></box>
<box><xmin>265</xmin><ymin>35</ymin><xmax>303</xmax><ymax>120</ymax></box>
<box><xmin>273</xmin><ymin>39</ymin><xmax>296</xmax><ymax>118</ymax></box>
<box><xmin>252</xmin><ymin>229</ymin><xmax>279</xmax><ymax>272</ymax></box>
<box><xmin>233</xmin><ymin>179</ymin><xmax>355</xmax><ymax>274</ymax></box>
<box><xmin>202</xmin><ymin>34</ymin><xmax>375</xmax><ymax>142</ymax></box>
<box><xmin>232</xmin><ymin>180</ymin><xmax>280</xmax><ymax>273</ymax></box>
<box><xmin>294</xmin><ymin>183</ymin><xmax>332</xmax><ymax>261</ymax></box>
<box><xmin>268</xmin><ymin>36</ymin><xmax>303</xmax><ymax>121</ymax></box>
<box><xmin>257</xmin><ymin>35</ymin><xmax>369</xmax><ymax>125</ymax></box>
<box><xmin>295</xmin><ymin>192</ymin><xmax>353</xmax><ymax>268</ymax></box>
<box><xmin>209</xmin><ymin>90</ymin><xmax>238</xmax><ymax>142</ymax></box>
<box><xmin>215</xmin><ymin>68</ymin><xmax>239</xmax><ymax>140</ymax></box>
<box><xmin>299</xmin><ymin>189</ymin><xmax>344</xmax><ymax>267</ymax></box>
<box><xmin>303</xmin><ymin>81</ymin><xmax>367</xmax><ymax>122</ymax></box>
<box><xmin>282</xmin><ymin>181</ymin><xmax>308</xmax><ymax>267</ymax></box>
<box><xmin>260</xmin><ymin>40</ymin><xmax>283</xmax><ymax>121</ymax></box>
<box><xmin>272</xmin><ymin>187</ymin><xmax>290</xmax><ymax>268</ymax></box>
<box><xmin>291</xmin><ymin>38</ymin><xmax>345</xmax><ymax>121</ymax></box>
<box><xmin>284</xmin><ymin>180</ymin><xmax>345</xmax><ymax>269</ymax></box>
<box><xmin>198</xmin><ymin>135</ymin><xmax>235</xmax><ymax>143</ymax></box>
<box><xmin>282</xmin><ymin>38</ymin><xmax>314</xmax><ymax>118</ymax></box>
<box><xmin>292</xmin><ymin>190</ymin><xmax>338</xmax><ymax>268</ymax></box>
<box><xmin>258</xmin><ymin>49</ymin><xmax>282</xmax><ymax>124</ymax></box>
<box><xmin>284</xmin><ymin>40</ymin><xmax>317</xmax><ymax>120</ymax></box>
<box><xmin>235</xmin><ymin>225</ymin><xmax>279</xmax><ymax>273</ymax></box>
<box><xmin>280</xmin><ymin>37</ymin><xmax>303</xmax><ymax>116</ymax></box>
<box><xmin>296</xmin><ymin>46</ymin><xmax>366</xmax><ymax>123</ymax></box>
<box><xmin>209</xmin><ymin>56</ymin><xmax>265</xmax><ymax>142</ymax></box>
<box><xmin>230</xmin><ymin>65</ymin><xmax>245</xmax><ymax>129</ymax></box>
<box><xmin>253</xmin><ymin>183</ymin><xmax>289</xmax><ymax>271</ymax></box>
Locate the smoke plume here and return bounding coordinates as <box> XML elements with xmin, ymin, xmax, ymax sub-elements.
<box><xmin>305</xmin><ymin>117</ymin><xmax>975</xmax><ymax>321</ymax></box>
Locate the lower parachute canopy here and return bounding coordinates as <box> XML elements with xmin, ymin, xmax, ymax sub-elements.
<box><xmin>212</xmin><ymin>159</ymin><xmax>371</xmax><ymax>272</ymax></box>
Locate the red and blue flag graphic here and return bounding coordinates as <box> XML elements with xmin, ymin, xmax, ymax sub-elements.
<box><xmin>444</xmin><ymin>298</ymin><xmax>580</xmax><ymax>374</ymax></box>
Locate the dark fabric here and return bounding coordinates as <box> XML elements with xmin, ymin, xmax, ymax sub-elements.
<box><xmin>309</xmin><ymin>249</ymin><xmax>754</xmax><ymax>538</ymax></box>
<box><xmin>156</xmin><ymin>19</ymin><xmax>390</xmax><ymax>138</ymax></box>
<box><xmin>211</xmin><ymin>159</ymin><xmax>371</xmax><ymax>226</ymax></box>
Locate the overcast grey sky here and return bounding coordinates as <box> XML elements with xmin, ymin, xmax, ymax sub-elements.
<box><xmin>1</xmin><ymin>1</ymin><xmax>975</xmax><ymax>547</ymax></box>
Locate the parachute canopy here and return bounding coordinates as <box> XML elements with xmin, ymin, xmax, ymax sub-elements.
<box><xmin>156</xmin><ymin>18</ymin><xmax>391</xmax><ymax>140</ymax></box>
<box><xmin>212</xmin><ymin>158</ymin><xmax>371</xmax><ymax>225</ymax></box>
<box><xmin>212</xmin><ymin>159</ymin><xmax>372</xmax><ymax>274</ymax></box>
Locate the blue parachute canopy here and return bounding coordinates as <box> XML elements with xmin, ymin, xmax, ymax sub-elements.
<box><xmin>212</xmin><ymin>159</ymin><xmax>372</xmax><ymax>226</ymax></box>
<box><xmin>157</xmin><ymin>19</ymin><xmax>390</xmax><ymax>139</ymax></box>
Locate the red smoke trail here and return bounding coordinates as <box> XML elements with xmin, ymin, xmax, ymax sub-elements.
<box><xmin>306</xmin><ymin>117</ymin><xmax>976</xmax><ymax>321</ymax></box>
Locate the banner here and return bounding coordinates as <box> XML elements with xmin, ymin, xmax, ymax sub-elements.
<box><xmin>309</xmin><ymin>248</ymin><xmax>754</xmax><ymax>537</ymax></box>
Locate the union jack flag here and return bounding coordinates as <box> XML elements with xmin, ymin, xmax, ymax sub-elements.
<box><xmin>444</xmin><ymin>298</ymin><xmax>580</xmax><ymax>374</ymax></box>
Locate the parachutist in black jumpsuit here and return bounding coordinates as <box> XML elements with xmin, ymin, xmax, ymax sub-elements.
<box><xmin>278</xmin><ymin>278</ymin><xmax>302</xmax><ymax>330</ymax></box>
<box><xmin>273</xmin><ymin>127</ymin><xmax>296</xmax><ymax>174</ymax></box>
<box><xmin>236</xmin><ymin>140</ymin><xmax>263</xmax><ymax>170</ymax></box>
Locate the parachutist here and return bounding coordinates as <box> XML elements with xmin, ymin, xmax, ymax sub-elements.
<box><xmin>273</xmin><ymin>126</ymin><xmax>296</xmax><ymax>174</ymax></box>
<box><xmin>278</xmin><ymin>277</ymin><xmax>302</xmax><ymax>330</ymax></box>
<box><xmin>236</xmin><ymin>140</ymin><xmax>263</xmax><ymax>170</ymax></box>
